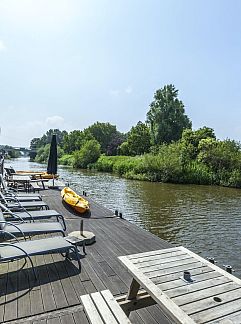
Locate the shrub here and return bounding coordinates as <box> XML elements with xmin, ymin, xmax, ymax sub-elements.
<box><xmin>73</xmin><ymin>140</ymin><xmax>101</xmax><ymax>168</ymax></box>
<box><xmin>59</xmin><ymin>154</ymin><xmax>74</xmax><ymax>166</ymax></box>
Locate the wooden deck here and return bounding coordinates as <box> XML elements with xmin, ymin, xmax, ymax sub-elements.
<box><xmin>0</xmin><ymin>189</ymin><xmax>173</xmax><ymax>324</ymax></box>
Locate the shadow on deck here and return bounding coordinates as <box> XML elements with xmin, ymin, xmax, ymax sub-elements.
<box><xmin>0</xmin><ymin>189</ymin><xmax>172</xmax><ymax>324</ymax></box>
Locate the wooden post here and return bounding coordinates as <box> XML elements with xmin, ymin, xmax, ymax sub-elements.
<box><xmin>126</xmin><ymin>278</ymin><xmax>140</xmax><ymax>300</ymax></box>
<box><xmin>80</xmin><ymin>220</ymin><xmax>84</xmax><ymax>235</ymax></box>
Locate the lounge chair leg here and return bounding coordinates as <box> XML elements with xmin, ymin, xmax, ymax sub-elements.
<box><xmin>59</xmin><ymin>216</ymin><xmax>66</xmax><ymax>231</ymax></box>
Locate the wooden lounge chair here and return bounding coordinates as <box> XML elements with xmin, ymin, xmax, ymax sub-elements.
<box><xmin>0</xmin><ymin>202</ymin><xmax>66</xmax><ymax>231</ymax></box>
<box><xmin>0</xmin><ymin>236</ymin><xmax>81</xmax><ymax>279</ymax></box>
<box><xmin>80</xmin><ymin>290</ymin><xmax>132</xmax><ymax>324</ymax></box>
<box><xmin>0</xmin><ymin>210</ymin><xmax>65</xmax><ymax>239</ymax></box>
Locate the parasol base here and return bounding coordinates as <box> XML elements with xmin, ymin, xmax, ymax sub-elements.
<box><xmin>68</xmin><ymin>230</ymin><xmax>96</xmax><ymax>245</ymax></box>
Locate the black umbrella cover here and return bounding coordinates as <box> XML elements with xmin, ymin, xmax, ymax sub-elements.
<box><xmin>47</xmin><ymin>134</ymin><xmax>57</xmax><ymax>175</ymax></box>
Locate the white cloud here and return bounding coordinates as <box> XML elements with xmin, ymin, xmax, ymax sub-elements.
<box><xmin>0</xmin><ymin>40</ymin><xmax>7</xmax><ymax>52</ymax></box>
<box><xmin>46</xmin><ymin>115</ymin><xmax>64</xmax><ymax>127</ymax></box>
<box><xmin>109</xmin><ymin>86</ymin><xmax>133</xmax><ymax>97</ymax></box>
<box><xmin>109</xmin><ymin>89</ymin><xmax>120</xmax><ymax>96</ymax></box>
<box><xmin>125</xmin><ymin>86</ymin><xmax>133</xmax><ymax>94</ymax></box>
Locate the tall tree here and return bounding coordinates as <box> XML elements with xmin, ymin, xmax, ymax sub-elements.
<box><xmin>63</xmin><ymin>130</ymin><xmax>94</xmax><ymax>153</ymax></box>
<box><xmin>86</xmin><ymin>122</ymin><xmax>118</xmax><ymax>153</ymax></box>
<box><xmin>126</xmin><ymin>121</ymin><xmax>151</xmax><ymax>156</ymax></box>
<box><xmin>146</xmin><ymin>84</ymin><xmax>192</xmax><ymax>145</ymax></box>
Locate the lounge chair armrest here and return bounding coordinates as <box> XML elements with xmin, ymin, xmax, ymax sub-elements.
<box><xmin>3</xmin><ymin>211</ymin><xmax>24</xmax><ymax>222</ymax></box>
<box><xmin>5</xmin><ymin>196</ymin><xmax>19</xmax><ymax>202</ymax></box>
<box><xmin>13</xmin><ymin>206</ymin><xmax>34</xmax><ymax>221</ymax></box>
<box><xmin>0</xmin><ymin>242</ymin><xmax>37</xmax><ymax>279</ymax></box>
<box><xmin>0</xmin><ymin>221</ymin><xmax>27</xmax><ymax>240</ymax></box>
<box><xmin>6</xmin><ymin>201</ymin><xmax>22</xmax><ymax>208</ymax></box>
<box><xmin>0</xmin><ymin>231</ymin><xmax>19</xmax><ymax>242</ymax></box>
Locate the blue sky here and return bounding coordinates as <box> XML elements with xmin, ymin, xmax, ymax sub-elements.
<box><xmin>1</xmin><ymin>0</ymin><xmax>241</xmax><ymax>147</ymax></box>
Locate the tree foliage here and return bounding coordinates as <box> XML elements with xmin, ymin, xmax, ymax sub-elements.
<box><xmin>73</xmin><ymin>139</ymin><xmax>101</xmax><ymax>168</ymax></box>
<box><xmin>35</xmin><ymin>144</ymin><xmax>64</xmax><ymax>163</ymax></box>
<box><xmin>63</xmin><ymin>130</ymin><xmax>94</xmax><ymax>153</ymax></box>
<box><xmin>119</xmin><ymin>121</ymin><xmax>151</xmax><ymax>156</ymax></box>
<box><xmin>31</xmin><ymin>129</ymin><xmax>67</xmax><ymax>151</ymax></box>
<box><xmin>197</xmin><ymin>139</ymin><xmax>241</xmax><ymax>172</ymax></box>
<box><xmin>86</xmin><ymin>122</ymin><xmax>119</xmax><ymax>154</ymax></box>
<box><xmin>106</xmin><ymin>132</ymin><xmax>125</xmax><ymax>156</ymax></box>
<box><xmin>181</xmin><ymin>127</ymin><xmax>216</xmax><ymax>163</ymax></box>
<box><xmin>146</xmin><ymin>84</ymin><xmax>191</xmax><ymax>145</ymax></box>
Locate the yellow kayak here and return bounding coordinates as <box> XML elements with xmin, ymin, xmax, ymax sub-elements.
<box><xmin>61</xmin><ymin>187</ymin><xmax>90</xmax><ymax>214</ymax></box>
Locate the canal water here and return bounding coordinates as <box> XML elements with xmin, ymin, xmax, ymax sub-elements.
<box><xmin>5</xmin><ymin>158</ymin><xmax>241</xmax><ymax>277</ymax></box>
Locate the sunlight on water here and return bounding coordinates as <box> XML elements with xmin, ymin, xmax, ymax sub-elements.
<box><xmin>6</xmin><ymin>158</ymin><xmax>241</xmax><ymax>277</ymax></box>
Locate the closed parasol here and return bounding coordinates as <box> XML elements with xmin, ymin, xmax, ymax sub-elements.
<box><xmin>47</xmin><ymin>134</ymin><xmax>58</xmax><ymax>186</ymax></box>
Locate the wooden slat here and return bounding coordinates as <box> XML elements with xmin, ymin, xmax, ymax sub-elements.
<box><xmin>141</xmin><ymin>257</ymin><xmax>197</xmax><ymax>273</ymax></box>
<box><xmin>173</xmin><ymin>282</ymin><xmax>241</xmax><ymax>306</ymax></box>
<box><xmin>127</xmin><ymin>247</ymin><xmax>183</xmax><ymax>260</ymax></box>
<box><xmin>158</xmin><ymin>271</ymin><xmax>221</xmax><ymax>291</ymax></box>
<box><xmin>165</xmin><ymin>276</ymin><xmax>231</xmax><ymax>299</ymax></box>
<box><xmin>72</xmin><ymin>309</ymin><xmax>90</xmax><ymax>324</ymax></box>
<box><xmin>101</xmin><ymin>290</ymin><xmax>132</xmax><ymax>323</ymax></box>
<box><xmin>209</xmin><ymin>310</ymin><xmax>241</xmax><ymax>323</ymax></box>
<box><xmin>132</xmin><ymin>250</ymin><xmax>187</xmax><ymax>264</ymax></box>
<box><xmin>80</xmin><ymin>294</ymin><xmax>104</xmax><ymax>324</ymax></box>
<box><xmin>152</xmin><ymin>266</ymin><xmax>214</xmax><ymax>285</ymax></box>
<box><xmin>58</xmin><ymin>313</ymin><xmax>75</xmax><ymax>324</ymax></box>
<box><xmin>136</xmin><ymin>254</ymin><xmax>192</xmax><ymax>269</ymax></box>
<box><xmin>181</xmin><ymin>287</ymin><xmax>241</xmax><ymax>315</ymax></box>
<box><xmin>43</xmin><ymin>254</ymin><xmax>67</xmax><ymax>309</ymax></box>
<box><xmin>30</xmin><ymin>256</ymin><xmax>44</xmax><ymax>316</ymax></box>
<box><xmin>147</xmin><ymin>261</ymin><xmax>204</xmax><ymax>279</ymax></box>
<box><xmin>17</xmin><ymin>260</ymin><xmax>31</xmax><ymax>319</ymax></box>
<box><xmin>37</xmin><ymin>254</ymin><xmax>56</xmax><ymax>312</ymax></box>
<box><xmin>191</xmin><ymin>298</ymin><xmax>241</xmax><ymax>323</ymax></box>
<box><xmin>91</xmin><ymin>291</ymin><xmax>119</xmax><ymax>324</ymax></box>
<box><xmin>3</xmin><ymin>258</ymin><xmax>18</xmax><ymax>321</ymax></box>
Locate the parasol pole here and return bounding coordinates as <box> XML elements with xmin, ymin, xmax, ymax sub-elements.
<box><xmin>80</xmin><ymin>220</ymin><xmax>84</xmax><ymax>236</ymax></box>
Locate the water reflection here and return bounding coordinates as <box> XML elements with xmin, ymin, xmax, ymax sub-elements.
<box><xmin>5</xmin><ymin>158</ymin><xmax>241</xmax><ymax>277</ymax></box>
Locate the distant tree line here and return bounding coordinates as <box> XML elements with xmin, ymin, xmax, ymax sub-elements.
<box><xmin>30</xmin><ymin>84</ymin><xmax>241</xmax><ymax>188</ymax></box>
<box><xmin>0</xmin><ymin>145</ymin><xmax>21</xmax><ymax>159</ymax></box>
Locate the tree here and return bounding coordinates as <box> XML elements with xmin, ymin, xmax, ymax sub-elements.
<box><xmin>125</xmin><ymin>121</ymin><xmax>151</xmax><ymax>156</ymax></box>
<box><xmin>146</xmin><ymin>84</ymin><xmax>192</xmax><ymax>145</ymax></box>
<box><xmin>198</xmin><ymin>139</ymin><xmax>241</xmax><ymax>172</ymax></box>
<box><xmin>181</xmin><ymin>127</ymin><xmax>216</xmax><ymax>161</ymax></box>
<box><xmin>73</xmin><ymin>139</ymin><xmax>101</xmax><ymax>168</ymax></box>
<box><xmin>30</xmin><ymin>138</ymin><xmax>41</xmax><ymax>150</ymax></box>
<box><xmin>63</xmin><ymin>130</ymin><xmax>94</xmax><ymax>153</ymax></box>
<box><xmin>86</xmin><ymin>122</ymin><xmax>118</xmax><ymax>153</ymax></box>
<box><xmin>106</xmin><ymin>132</ymin><xmax>125</xmax><ymax>156</ymax></box>
<box><xmin>34</xmin><ymin>129</ymin><xmax>67</xmax><ymax>148</ymax></box>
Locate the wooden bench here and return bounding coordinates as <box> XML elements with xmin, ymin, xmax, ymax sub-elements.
<box><xmin>80</xmin><ymin>289</ymin><xmax>132</xmax><ymax>324</ymax></box>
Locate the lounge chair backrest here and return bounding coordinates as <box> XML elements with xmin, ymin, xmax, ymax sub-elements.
<box><xmin>0</xmin><ymin>210</ymin><xmax>6</xmax><ymax>230</ymax></box>
<box><xmin>0</xmin><ymin>174</ymin><xmax>7</xmax><ymax>190</ymax></box>
<box><xmin>0</xmin><ymin>192</ymin><xmax>7</xmax><ymax>204</ymax></box>
<box><xmin>0</xmin><ymin>202</ymin><xmax>8</xmax><ymax>212</ymax></box>
<box><xmin>4</xmin><ymin>168</ymin><xmax>12</xmax><ymax>176</ymax></box>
